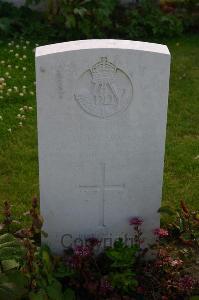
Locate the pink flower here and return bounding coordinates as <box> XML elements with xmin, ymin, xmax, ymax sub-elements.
<box><xmin>129</xmin><ymin>217</ymin><xmax>143</xmax><ymax>226</ymax></box>
<box><xmin>86</xmin><ymin>237</ymin><xmax>101</xmax><ymax>248</ymax></box>
<box><xmin>74</xmin><ymin>245</ymin><xmax>91</xmax><ymax>257</ymax></box>
<box><xmin>153</xmin><ymin>228</ymin><xmax>169</xmax><ymax>237</ymax></box>
<box><xmin>178</xmin><ymin>275</ymin><xmax>195</xmax><ymax>291</ymax></box>
<box><xmin>170</xmin><ymin>259</ymin><xmax>183</xmax><ymax>267</ymax></box>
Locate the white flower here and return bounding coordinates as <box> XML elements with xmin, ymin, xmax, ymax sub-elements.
<box><xmin>23</xmin><ymin>46</ymin><xmax>27</xmax><ymax>50</ymax></box>
<box><xmin>15</xmin><ymin>65</ymin><xmax>19</xmax><ymax>69</ymax></box>
<box><xmin>19</xmin><ymin>107</ymin><xmax>24</xmax><ymax>112</ymax></box>
<box><xmin>15</xmin><ymin>53</ymin><xmax>19</xmax><ymax>57</ymax></box>
<box><xmin>9</xmin><ymin>50</ymin><xmax>14</xmax><ymax>53</ymax></box>
<box><xmin>5</xmin><ymin>72</ymin><xmax>9</xmax><ymax>76</ymax></box>
<box><xmin>1</xmin><ymin>61</ymin><xmax>5</xmax><ymax>64</ymax></box>
<box><xmin>28</xmin><ymin>106</ymin><xmax>33</xmax><ymax>111</ymax></box>
<box><xmin>16</xmin><ymin>45</ymin><xmax>20</xmax><ymax>48</ymax></box>
<box><xmin>0</xmin><ymin>116</ymin><xmax>3</xmax><ymax>120</ymax></box>
<box><xmin>7</xmin><ymin>88</ymin><xmax>12</xmax><ymax>92</ymax></box>
<box><xmin>30</xmin><ymin>91</ymin><xmax>34</xmax><ymax>95</ymax></box>
<box><xmin>14</xmin><ymin>86</ymin><xmax>18</xmax><ymax>91</ymax></box>
<box><xmin>21</xmin><ymin>115</ymin><xmax>26</xmax><ymax>120</ymax></box>
<box><xmin>26</xmin><ymin>41</ymin><xmax>30</xmax><ymax>45</ymax></box>
<box><xmin>8</xmin><ymin>128</ymin><xmax>12</xmax><ymax>133</ymax></box>
<box><xmin>8</xmin><ymin>43</ymin><xmax>12</xmax><ymax>46</ymax></box>
<box><xmin>22</xmin><ymin>67</ymin><xmax>26</xmax><ymax>71</ymax></box>
<box><xmin>23</xmin><ymin>55</ymin><xmax>27</xmax><ymax>59</ymax></box>
<box><xmin>0</xmin><ymin>96</ymin><xmax>3</xmax><ymax>99</ymax></box>
<box><xmin>22</xmin><ymin>85</ymin><xmax>26</xmax><ymax>89</ymax></box>
<box><xmin>23</xmin><ymin>106</ymin><xmax>28</xmax><ymax>110</ymax></box>
<box><xmin>19</xmin><ymin>58</ymin><xmax>23</xmax><ymax>61</ymax></box>
<box><xmin>17</xmin><ymin>114</ymin><xmax>21</xmax><ymax>118</ymax></box>
<box><xmin>0</xmin><ymin>78</ymin><xmax>5</xmax><ymax>83</ymax></box>
<box><xmin>8</xmin><ymin>65</ymin><xmax>11</xmax><ymax>68</ymax></box>
<box><xmin>19</xmin><ymin>93</ymin><xmax>24</xmax><ymax>97</ymax></box>
<box><xmin>18</xmin><ymin>122</ymin><xmax>23</xmax><ymax>127</ymax></box>
<box><xmin>8</xmin><ymin>76</ymin><xmax>11</xmax><ymax>79</ymax></box>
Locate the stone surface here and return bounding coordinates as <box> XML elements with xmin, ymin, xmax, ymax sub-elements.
<box><xmin>36</xmin><ymin>39</ymin><xmax>170</xmax><ymax>253</ymax></box>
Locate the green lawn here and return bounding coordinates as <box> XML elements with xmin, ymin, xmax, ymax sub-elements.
<box><xmin>0</xmin><ymin>35</ymin><xmax>198</xmax><ymax>223</ymax></box>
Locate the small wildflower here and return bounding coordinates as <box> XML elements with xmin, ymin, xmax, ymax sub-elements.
<box><xmin>22</xmin><ymin>67</ymin><xmax>27</xmax><ymax>71</ymax></box>
<box><xmin>15</xmin><ymin>53</ymin><xmax>19</xmax><ymax>57</ymax></box>
<box><xmin>0</xmin><ymin>96</ymin><xmax>3</xmax><ymax>99</ymax></box>
<box><xmin>28</xmin><ymin>107</ymin><xmax>33</xmax><ymax>111</ymax></box>
<box><xmin>129</xmin><ymin>217</ymin><xmax>143</xmax><ymax>226</ymax></box>
<box><xmin>15</xmin><ymin>66</ymin><xmax>19</xmax><ymax>69</ymax></box>
<box><xmin>9</xmin><ymin>49</ymin><xmax>14</xmax><ymax>53</ymax></box>
<box><xmin>170</xmin><ymin>259</ymin><xmax>183</xmax><ymax>267</ymax></box>
<box><xmin>86</xmin><ymin>237</ymin><xmax>101</xmax><ymax>248</ymax></box>
<box><xmin>8</xmin><ymin>65</ymin><xmax>11</xmax><ymax>68</ymax></box>
<box><xmin>23</xmin><ymin>46</ymin><xmax>27</xmax><ymax>50</ymax></box>
<box><xmin>0</xmin><ymin>78</ymin><xmax>5</xmax><ymax>83</ymax></box>
<box><xmin>1</xmin><ymin>60</ymin><xmax>5</xmax><ymax>64</ymax></box>
<box><xmin>5</xmin><ymin>72</ymin><xmax>9</xmax><ymax>76</ymax></box>
<box><xmin>153</xmin><ymin>228</ymin><xmax>169</xmax><ymax>238</ymax></box>
<box><xmin>74</xmin><ymin>245</ymin><xmax>91</xmax><ymax>257</ymax></box>
<box><xmin>23</xmin><ymin>75</ymin><xmax>27</xmax><ymax>79</ymax></box>
<box><xmin>8</xmin><ymin>128</ymin><xmax>12</xmax><ymax>133</ymax></box>
<box><xmin>23</xmin><ymin>106</ymin><xmax>28</xmax><ymax>110</ymax></box>
<box><xmin>18</xmin><ymin>122</ymin><xmax>23</xmax><ymax>127</ymax></box>
<box><xmin>0</xmin><ymin>116</ymin><xmax>3</xmax><ymax>120</ymax></box>
<box><xmin>16</xmin><ymin>45</ymin><xmax>20</xmax><ymax>48</ymax></box>
<box><xmin>17</xmin><ymin>114</ymin><xmax>21</xmax><ymax>118</ymax></box>
<box><xmin>7</xmin><ymin>89</ymin><xmax>12</xmax><ymax>93</ymax></box>
<box><xmin>23</xmin><ymin>55</ymin><xmax>27</xmax><ymax>59</ymax></box>
<box><xmin>21</xmin><ymin>115</ymin><xmax>26</xmax><ymax>120</ymax></box>
<box><xmin>19</xmin><ymin>108</ymin><xmax>24</xmax><ymax>112</ymax></box>
<box><xmin>19</xmin><ymin>93</ymin><xmax>24</xmax><ymax>97</ymax></box>
<box><xmin>14</xmin><ymin>86</ymin><xmax>18</xmax><ymax>91</ymax></box>
<box><xmin>30</xmin><ymin>91</ymin><xmax>34</xmax><ymax>95</ymax></box>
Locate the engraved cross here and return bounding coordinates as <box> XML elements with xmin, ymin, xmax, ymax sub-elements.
<box><xmin>79</xmin><ymin>163</ymin><xmax>125</xmax><ymax>227</ymax></box>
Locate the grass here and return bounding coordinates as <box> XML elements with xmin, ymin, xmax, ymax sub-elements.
<box><xmin>0</xmin><ymin>35</ymin><xmax>198</xmax><ymax>223</ymax></box>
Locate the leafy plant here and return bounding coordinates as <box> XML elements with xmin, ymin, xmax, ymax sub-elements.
<box><xmin>105</xmin><ymin>239</ymin><xmax>139</xmax><ymax>294</ymax></box>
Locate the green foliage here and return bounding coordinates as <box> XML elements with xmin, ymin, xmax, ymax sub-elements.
<box><xmin>2</xmin><ymin>0</ymin><xmax>197</xmax><ymax>42</ymax></box>
<box><xmin>0</xmin><ymin>271</ymin><xmax>27</xmax><ymax>300</ymax></box>
<box><xmin>119</xmin><ymin>0</ymin><xmax>183</xmax><ymax>39</ymax></box>
<box><xmin>0</xmin><ymin>233</ymin><xmax>25</xmax><ymax>270</ymax></box>
<box><xmin>105</xmin><ymin>239</ymin><xmax>139</xmax><ymax>294</ymax></box>
<box><xmin>26</xmin><ymin>245</ymin><xmax>75</xmax><ymax>300</ymax></box>
<box><xmin>0</xmin><ymin>233</ymin><xmax>27</xmax><ymax>300</ymax></box>
<box><xmin>160</xmin><ymin>201</ymin><xmax>199</xmax><ymax>248</ymax></box>
<box><xmin>47</xmin><ymin>0</ymin><xmax>117</xmax><ymax>39</ymax></box>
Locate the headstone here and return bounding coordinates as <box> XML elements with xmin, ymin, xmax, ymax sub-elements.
<box><xmin>36</xmin><ymin>39</ymin><xmax>170</xmax><ymax>253</ymax></box>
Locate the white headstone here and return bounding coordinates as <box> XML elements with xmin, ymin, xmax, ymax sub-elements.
<box><xmin>36</xmin><ymin>39</ymin><xmax>170</xmax><ymax>253</ymax></box>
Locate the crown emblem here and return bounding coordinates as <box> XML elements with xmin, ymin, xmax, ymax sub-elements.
<box><xmin>91</xmin><ymin>57</ymin><xmax>117</xmax><ymax>82</ymax></box>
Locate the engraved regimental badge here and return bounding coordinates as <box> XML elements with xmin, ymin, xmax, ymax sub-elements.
<box><xmin>75</xmin><ymin>57</ymin><xmax>133</xmax><ymax>119</ymax></box>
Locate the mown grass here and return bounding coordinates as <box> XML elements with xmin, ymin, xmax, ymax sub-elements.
<box><xmin>0</xmin><ymin>35</ymin><xmax>198</xmax><ymax>223</ymax></box>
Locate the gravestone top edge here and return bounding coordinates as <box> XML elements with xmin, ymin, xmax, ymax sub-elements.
<box><xmin>36</xmin><ymin>39</ymin><xmax>170</xmax><ymax>58</ymax></box>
